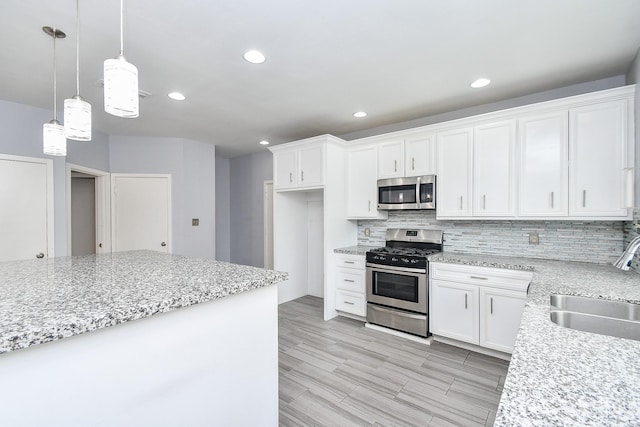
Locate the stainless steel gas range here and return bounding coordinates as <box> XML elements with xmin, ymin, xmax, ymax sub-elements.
<box><xmin>366</xmin><ymin>228</ymin><xmax>443</xmax><ymax>338</ymax></box>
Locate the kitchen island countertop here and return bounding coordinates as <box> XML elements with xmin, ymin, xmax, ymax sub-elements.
<box><xmin>429</xmin><ymin>252</ymin><xmax>640</xmax><ymax>426</ymax></box>
<box><xmin>0</xmin><ymin>250</ymin><xmax>287</xmax><ymax>354</ymax></box>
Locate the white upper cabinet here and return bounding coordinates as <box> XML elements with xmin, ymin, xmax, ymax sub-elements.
<box><xmin>347</xmin><ymin>145</ymin><xmax>388</xmax><ymax>219</ymax></box>
<box><xmin>273</xmin><ymin>143</ymin><xmax>325</xmax><ymax>191</ymax></box>
<box><xmin>569</xmin><ymin>100</ymin><xmax>630</xmax><ymax>217</ymax></box>
<box><xmin>474</xmin><ymin>121</ymin><xmax>516</xmax><ymax>217</ymax></box>
<box><xmin>519</xmin><ymin>112</ymin><xmax>569</xmax><ymax>217</ymax></box>
<box><xmin>405</xmin><ymin>133</ymin><xmax>436</xmax><ymax>177</ymax></box>
<box><xmin>378</xmin><ymin>139</ymin><xmax>404</xmax><ymax>179</ymax></box>
<box><xmin>436</xmin><ymin>128</ymin><xmax>474</xmax><ymax>217</ymax></box>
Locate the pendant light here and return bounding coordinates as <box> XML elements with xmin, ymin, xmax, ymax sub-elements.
<box><xmin>64</xmin><ymin>0</ymin><xmax>92</xmax><ymax>141</ymax></box>
<box><xmin>104</xmin><ymin>0</ymin><xmax>139</xmax><ymax>118</ymax></box>
<box><xmin>42</xmin><ymin>26</ymin><xmax>67</xmax><ymax>157</ymax></box>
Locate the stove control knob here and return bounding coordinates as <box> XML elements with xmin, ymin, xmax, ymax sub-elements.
<box><xmin>391</xmin><ymin>257</ymin><xmax>398</xmax><ymax>262</ymax></box>
<box><xmin>401</xmin><ymin>258</ymin><xmax>409</xmax><ymax>263</ymax></box>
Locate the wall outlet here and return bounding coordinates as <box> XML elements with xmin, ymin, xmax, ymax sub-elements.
<box><xmin>529</xmin><ymin>232</ymin><xmax>539</xmax><ymax>245</ymax></box>
<box><xmin>192</xmin><ymin>218</ymin><xmax>199</xmax><ymax>226</ymax></box>
<box><xmin>364</xmin><ymin>228</ymin><xmax>370</xmax><ymax>237</ymax></box>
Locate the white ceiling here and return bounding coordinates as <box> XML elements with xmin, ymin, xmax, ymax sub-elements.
<box><xmin>2</xmin><ymin>0</ymin><xmax>640</xmax><ymax>158</ymax></box>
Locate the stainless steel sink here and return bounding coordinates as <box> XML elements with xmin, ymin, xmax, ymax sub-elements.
<box><xmin>550</xmin><ymin>294</ymin><xmax>640</xmax><ymax>341</ymax></box>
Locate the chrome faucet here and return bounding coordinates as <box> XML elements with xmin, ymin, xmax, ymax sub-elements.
<box><xmin>613</xmin><ymin>235</ymin><xmax>640</xmax><ymax>270</ymax></box>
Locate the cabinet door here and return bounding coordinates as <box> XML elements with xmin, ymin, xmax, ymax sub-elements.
<box><xmin>378</xmin><ymin>139</ymin><xmax>404</xmax><ymax>179</ymax></box>
<box><xmin>479</xmin><ymin>288</ymin><xmax>526</xmax><ymax>353</ymax></box>
<box><xmin>297</xmin><ymin>145</ymin><xmax>325</xmax><ymax>188</ymax></box>
<box><xmin>569</xmin><ymin>100</ymin><xmax>629</xmax><ymax>217</ymax></box>
<box><xmin>430</xmin><ymin>279</ymin><xmax>479</xmax><ymax>344</ymax></box>
<box><xmin>436</xmin><ymin>128</ymin><xmax>473</xmax><ymax>217</ymax></box>
<box><xmin>347</xmin><ymin>146</ymin><xmax>384</xmax><ymax>218</ymax></box>
<box><xmin>519</xmin><ymin>112</ymin><xmax>568</xmax><ymax>216</ymax></box>
<box><xmin>273</xmin><ymin>150</ymin><xmax>297</xmax><ymax>190</ymax></box>
<box><xmin>405</xmin><ymin>133</ymin><xmax>436</xmax><ymax>177</ymax></box>
<box><xmin>474</xmin><ymin>121</ymin><xmax>516</xmax><ymax>217</ymax></box>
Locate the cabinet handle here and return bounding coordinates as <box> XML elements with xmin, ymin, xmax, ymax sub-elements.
<box><xmin>459</xmin><ymin>196</ymin><xmax>463</xmax><ymax>210</ymax></box>
<box><xmin>289</xmin><ymin>172</ymin><xmax>293</xmax><ymax>183</ymax></box>
<box><xmin>465</xmin><ymin>293</ymin><xmax>468</xmax><ymax>309</ymax></box>
<box><xmin>344</xmin><ymin>261</ymin><xmax>355</xmax><ymax>264</ymax></box>
<box><xmin>551</xmin><ymin>191</ymin><xmax>554</xmax><ymax>209</ymax></box>
<box><xmin>582</xmin><ymin>190</ymin><xmax>586</xmax><ymax>208</ymax></box>
<box><xmin>490</xmin><ymin>297</ymin><xmax>494</xmax><ymax>314</ymax></box>
<box><xmin>470</xmin><ymin>275</ymin><xmax>488</xmax><ymax>280</ymax></box>
<box><xmin>483</xmin><ymin>195</ymin><xmax>486</xmax><ymax>210</ymax></box>
<box><xmin>344</xmin><ymin>301</ymin><xmax>355</xmax><ymax>305</ymax></box>
<box><xmin>343</xmin><ymin>279</ymin><xmax>355</xmax><ymax>283</ymax></box>
<box><xmin>368</xmin><ymin>200</ymin><xmax>371</xmax><ymax>212</ymax></box>
<box><xmin>301</xmin><ymin>170</ymin><xmax>304</xmax><ymax>182</ymax></box>
<box><xmin>412</xmin><ymin>157</ymin><xmax>415</xmax><ymax>170</ymax></box>
<box><xmin>394</xmin><ymin>160</ymin><xmax>397</xmax><ymax>172</ymax></box>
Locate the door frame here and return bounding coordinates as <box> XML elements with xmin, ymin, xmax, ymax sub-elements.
<box><xmin>263</xmin><ymin>180</ymin><xmax>273</xmax><ymax>269</ymax></box>
<box><xmin>0</xmin><ymin>153</ymin><xmax>55</xmax><ymax>258</ymax></box>
<box><xmin>66</xmin><ymin>163</ymin><xmax>111</xmax><ymax>256</ymax></box>
<box><xmin>111</xmin><ymin>173</ymin><xmax>172</xmax><ymax>253</ymax></box>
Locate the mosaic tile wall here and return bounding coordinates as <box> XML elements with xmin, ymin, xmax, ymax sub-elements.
<box><xmin>622</xmin><ymin>208</ymin><xmax>640</xmax><ymax>271</ymax></box>
<box><xmin>357</xmin><ymin>211</ymin><xmax>627</xmax><ymax>265</ymax></box>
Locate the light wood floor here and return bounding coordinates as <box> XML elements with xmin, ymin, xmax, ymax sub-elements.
<box><xmin>278</xmin><ymin>296</ymin><xmax>508</xmax><ymax>427</ymax></box>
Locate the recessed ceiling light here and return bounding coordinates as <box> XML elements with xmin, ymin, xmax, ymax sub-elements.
<box><xmin>353</xmin><ymin>111</ymin><xmax>367</xmax><ymax>118</ymax></box>
<box><xmin>243</xmin><ymin>50</ymin><xmax>266</xmax><ymax>64</ymax></box>
<box><xmin>168</xmin><ymin>92</ymin><xmax>186</xmax><ymax>101</ymax></box>
<box><xmin>259</xmin><ymin>140</ymin><xmax>270</xmax><ymax>146</ymax></box>
<box><xmin>470</xmin><ymin>78</ymin><xmax>491</xmax><ymax>89</ymax></box>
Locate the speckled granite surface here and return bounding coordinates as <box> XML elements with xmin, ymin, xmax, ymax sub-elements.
<box><xmin>432</xmin><ymin>253</ymin><xmax>640</xmax><ymax>426</ymax></box>
<box><xmin>334</xmin><ymin>245</ymin><xmax>379</xmax><ymax>256</ymax></box>
<box><xmin>0</xmin><ymin>250</ymin><xmax>287</xmax><ymax>355</ymax></box>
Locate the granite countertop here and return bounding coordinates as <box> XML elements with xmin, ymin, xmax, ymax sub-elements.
<box><xmin>334</xmin><ymin>245</ymin><xmax>379</xmax><ymax>256</ymax></box>
<box><xmin>0</xmin><ymin>250</ymin><xmax>288</xmax><ymax>355</ymax></box>
<box><xmin>431</xmin><ymin>252</ymin><xmax>640</xmax><ymax>426</ymax></box>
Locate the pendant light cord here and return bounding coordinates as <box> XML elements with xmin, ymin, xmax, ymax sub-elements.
<box><xmin>53</xmin><ymin>28</ymin><xmax>57</xmax><ymax>120</ymax></box>
<box><xmin>75</xmin><ymin>0</ymin><xmax>80</xmax><ymax>95</ymax></box>
<box><xmin>120</xmin><ymin>0</ymin><xmax>124</xmax><ymax>56</ymax></box>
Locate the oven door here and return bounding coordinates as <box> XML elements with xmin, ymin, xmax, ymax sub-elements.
<box><xmin>366</xmin><ymin>264</ymin><xmax>427</xmax><ymax>313</ymax></box>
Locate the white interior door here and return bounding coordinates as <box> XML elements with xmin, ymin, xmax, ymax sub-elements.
<box><xmin>0</xmin><ymin>155</ymin><xmax>54</xmax><ymax>262</ymax></box>
<box><xmin>112</xmin><ymin>174</ymin><xmax>171</xmax><ymax>253</ymax></box>
<box><xmin>307</xmin><ymin>198</ymin><xmax>324</xmax><ymax>298</ymax></box>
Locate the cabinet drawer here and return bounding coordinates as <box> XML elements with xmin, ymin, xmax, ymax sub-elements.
<box><xmin>336</xmin><ymin>268</ymin><xmax>365</xmax><ymax>293</ymax></box>
<box><xmin>335</xmin><ymin>290</ymin><xmax>366</xmax><ymax>316</ymax></box>
<box><xmin>430</xmin><ymin>262</ymin><xmax>532</xmax><ymax>292</ymax></box>
<box><xmin>335</xmin><ymin>254</ymin><xmax>365</xmax><ymax>270</ymax></box>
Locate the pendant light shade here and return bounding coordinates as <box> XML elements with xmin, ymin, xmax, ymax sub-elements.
<box><xmin>43</xmin><ymin>120</ymin><xmax>67</xmax><ymax>156</ymax></box>
<box><xmin>42</xmin><ymin>26</ymin><xmax>67</xmax><ymax>157</ymax></box>
<box><xmin>104</xmin><ymin>0</ymin><xmax>139</xmax><ymax>118</ymax></box>
<box><xmin>104</xmin><ymin>55</ymin><xmax>139</xmax><ymax>118</ymax></box>
<box><xmin>65</xmin><ymin>0</ymin><xmax>92</xmax><ymax>141</ymax></box>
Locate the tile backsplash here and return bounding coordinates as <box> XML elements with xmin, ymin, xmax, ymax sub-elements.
<box><xmin>358</xmin><ymin>211</ymin><xmax>627</xmax><ymax>265</ymax></box>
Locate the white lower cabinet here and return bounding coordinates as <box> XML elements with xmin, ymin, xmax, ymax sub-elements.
<box><xmin>430</xmin><ymin>262</ymin><xmax>532</xmax><ymax>354</ymax></box>
<box><xmin>334</xmin><ymin>253</ymin><xmax>366</xmax><ymax>316</ymax></box>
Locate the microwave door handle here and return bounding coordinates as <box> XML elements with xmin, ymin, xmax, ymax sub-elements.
<box><xmin>416</xmin><ymin>179</ymin><xmax>421</xmax><ymax>204</ymax></box>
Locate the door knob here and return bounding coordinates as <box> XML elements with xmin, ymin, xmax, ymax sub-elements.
<box><xmin>36</xmin><ymin>253</ymin><xmax>45</xmax><ymax>259</ymax></box>
<box><xmin>161</xmin><ymin>242</ymin><xmax>167</xmax><ymax>247</ymax></box>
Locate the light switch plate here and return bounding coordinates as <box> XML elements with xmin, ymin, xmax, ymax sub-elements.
<box><xmin>364</xmin><ymin>228</ymin><xmax>370</xmax><ymax>237</ymax></box>
<box><xmin>529</xmin><ymin>232</ymin><xmax>539</xmax><ymax>245</ymax></box>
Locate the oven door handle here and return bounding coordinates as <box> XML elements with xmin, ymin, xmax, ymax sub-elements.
<box><xmin>366</xmin><ymin>263</ymin><xmax>426</xmax><ymax>274</ymax></box>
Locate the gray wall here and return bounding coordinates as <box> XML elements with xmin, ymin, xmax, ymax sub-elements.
<box><xmin>109</xmin><ymin>136</ymin><xmax>216</xmax><ymax>259</ymax></box>
<box><xmin>229</xmin><ymin>150</ymin><xmax>273</xmax><ymax>267</ymax></box>
<box><xmin>215</xmin><ymin>156</ymin><xmax>231</xmax><ymax>262</ymax></box>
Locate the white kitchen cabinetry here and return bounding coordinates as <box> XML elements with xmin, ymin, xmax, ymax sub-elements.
<box><xmin>347</xmin><ymin>145</ymin><xmax>388</xmax><ymax>219</ymax></box>
<box><xmin>334</xmin><ymin>253</ymin><xmax>366</xmax><ymax>317</ymax></box>
<box><xmin>430</xmin><ymin>262</ymin><xmax>533</xmax><ymax>355</ymax></box>
<box><xmin>519</xmin><ymin>112</ymin><xmax>569</xmax><ymax>216</ymax></box>
<box><xmin>436</xmin><ymin>128</ymin><xmax>473</xmax><ymax>217</ymax></box>
<box><xmin>378</xmin><ymin>139</ymin><xmax>404</xmax><ymax>179</ymax></box>
<box><xmin>273</xmin><ymin>144</ymin><xmax>325</xmax><ymax>190</ymax></box>
<box><xmin>474</xmin><ymin>121</ymin><xmax>516</xmax><ymax>216</ymax></box>
<box><xmin>569</xmin><ymin>100</ymin><xmax>630</xmax><ymax>217</ymax></box>
<box><xmin>430</xmin><ymin>279</ymin><xmax>479</xmax><ymax>344</ymax></box>
<box><xmin>405</xmin><ymin>133</ymin><xmax>436</xmax><ymax>177</ymax></box>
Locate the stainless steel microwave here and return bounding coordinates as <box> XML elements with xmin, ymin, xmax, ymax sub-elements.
<box><xmin>377</xmin><ymin>175</ymin><xmax>436</xmax><ymax>210</ymax></box>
